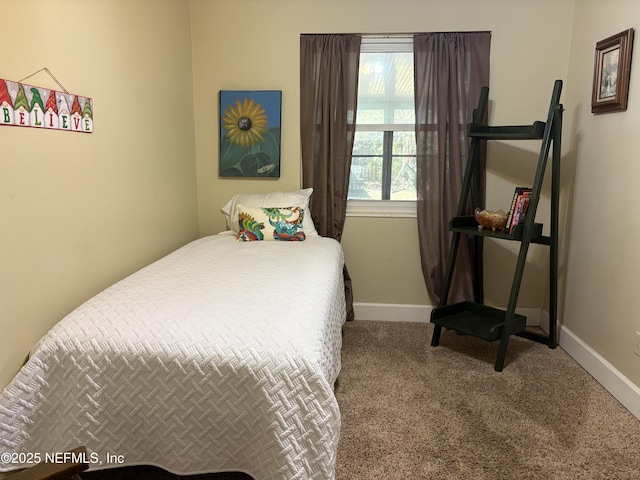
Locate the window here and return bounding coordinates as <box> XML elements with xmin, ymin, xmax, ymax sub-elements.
<box><xmin>347</xmin><ymin>36</ymin><xmax>416</xmax><ymax>217</ymax></box>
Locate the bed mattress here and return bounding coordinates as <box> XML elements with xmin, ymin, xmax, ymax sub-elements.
<box><xmin>0</xmin><ymin>234</ymin><xmax>346</xmax><ymax>479</ymax></box>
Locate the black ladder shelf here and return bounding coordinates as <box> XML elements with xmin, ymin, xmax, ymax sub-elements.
<box><xmin>430</xmin><ymin>79</ymin><xmax>563</xmax><ymax>371</ymax></box>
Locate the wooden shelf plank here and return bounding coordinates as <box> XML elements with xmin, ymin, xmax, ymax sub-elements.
<box><xmin>431</xmin><ymin>302</ymin><xmax>526</xmax><ymax>342</ymax></box>
<box><xmin>468</xmin><ymin>121</ymin><xmax>546</xmax><ymax>139</ymax></box>
<box><xmin>449</xmin><ymin>216</ymin><xmax>545</xmax><ymax>242</ymax></box>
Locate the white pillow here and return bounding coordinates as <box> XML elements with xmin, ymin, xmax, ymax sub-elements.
<box><xmin>221</xmin><ymin>188</ymin><xmax>320</xmax><ymax>237</ymax></box>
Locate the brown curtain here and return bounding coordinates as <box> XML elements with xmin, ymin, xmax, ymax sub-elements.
<box><xmin>414</xmin><ymin>32</ymin><xmax>491</xmax><ymax>305</ymax></box>
<box><xmin>300</xmin><ymin>34</ymin><xmax>361</xmax><ymax>321</ymax></box>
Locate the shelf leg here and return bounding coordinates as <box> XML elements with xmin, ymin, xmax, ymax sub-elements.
<box><xmin>431</xmin><ymin>324</ymin><xmax>442</xmax><ymax>346</ymax></box>
<box><xmin>494</xmin><ymin>331</ymin><xmax>511</xmax><ymax>372</ymax></box>
<box><xmin>548</xmin><ymin>105</ymin><xmax>562</xmax><ymax>350</ymax></box>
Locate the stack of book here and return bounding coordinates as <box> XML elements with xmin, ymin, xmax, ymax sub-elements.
<box><xmin>506</xmin><ymin>187</ymin><xmax>532</xmax><ymax>233</ymax></box>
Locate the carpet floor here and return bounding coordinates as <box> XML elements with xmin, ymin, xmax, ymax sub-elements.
<box><xmin>81</xmin><ymin>320</ymin><xmax>640</xmax><ymax>479</ymax></box>
<box><xmin>334</xmin><ymin>320</ymin><xmax>639</xmax><ymax>479</ymax></box>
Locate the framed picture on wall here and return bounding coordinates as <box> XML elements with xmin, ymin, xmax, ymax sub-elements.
<box><xmin>591</xmin><ymin>28</ymin><xmax>634</xmax><ymax>114</ymax></box>
<box><xmin>219</xmin><ymin>90</ymin><xmax>282</xmax><ymax>177</ymax></box>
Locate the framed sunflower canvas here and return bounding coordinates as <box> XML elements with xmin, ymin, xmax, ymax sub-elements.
<box><xmin>219</xmin><ymin>90</ymin><xmax>282</xmax><ymax>177</ymax></box>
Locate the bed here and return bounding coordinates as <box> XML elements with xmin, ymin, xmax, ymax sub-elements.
<box><xmin>0</xmin><ymin>190</ymin><xmax>346</xmax><ymax>480</ymax></box>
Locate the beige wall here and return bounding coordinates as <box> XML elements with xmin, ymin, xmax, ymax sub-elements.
<box><xmin>191</xmin><ymin>0</ymin><xmax>574</xmax><ymax>310</ymax></box>
<box><xmin>0</xmin><ymin>0</ymin><xmax>199</xmax><ymax>389</ymax></box>
<box><xmin>563</xmin><ymin>0</ymin><xmax>640</xmax><ymax>386</ymax></box>
<box><xmin>4</xmin><ymin>0</ymin><xmax>636</xmax><ymax>396</ymax></box>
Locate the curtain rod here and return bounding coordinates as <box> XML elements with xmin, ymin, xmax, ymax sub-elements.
<box><xmin>300</xmin><ymin>31</ymin><xmax>491</xmax><ymax>37</ymax></box>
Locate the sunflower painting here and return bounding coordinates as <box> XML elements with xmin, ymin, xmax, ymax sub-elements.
<box><xmin>219</xmin><ymin>90</ymin><xmax>282</xmax><ymax>177</ymax></box>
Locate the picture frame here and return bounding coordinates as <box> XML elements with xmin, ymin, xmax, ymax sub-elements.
<box><xmin>219</xmin><ymin>90</ymin><xmax>282</xmax><ymax>178</ymax></box>
<box><xmin>591</xmin><ymin>28</ymin><xmax>634</xmax><ymax>114</ymax></box>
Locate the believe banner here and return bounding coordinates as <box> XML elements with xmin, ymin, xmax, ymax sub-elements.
<box><xmin>0</xmin><ymin>77</ymin><xmax>93</xmax><ymax>133</ymax></box>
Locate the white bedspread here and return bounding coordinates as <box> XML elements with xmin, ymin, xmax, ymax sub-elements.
<box><xmin>0</xmin><ymin>234</ymin><xmax>346</xmax><ymax>479</ymax></box>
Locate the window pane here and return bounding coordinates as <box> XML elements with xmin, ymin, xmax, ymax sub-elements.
<box><xmin>349</xmin><ymin>156</ymin><xmax>383</xmax><ymax>200</ymax></box>
<box><xmin>394</xmin><ymin>109</ymin><xmax>415</xmax><ymax>124</ymax></box>
<box><xmin>357</xmin><ymin>52</ymin><xmax>414</xmax><ymax>125</ymax></box>
<box><xmin>350</xmin><ymin>131</ymin><xmax>382</xmax><ymax>199</ymax></box>
<box><xmin>349</xmin><ymin>47</ymin><xmax>417</xmax><ymax>204</ymax></box>
<box><xmin>358</xmin><ymin>109</ymin><xmax>384</xmax><ymax>124</ymax></box>
<box><xmin>390</xmin><ymin>156</ymin><xmax>417</xmax><ymax>200</ymax></box>
<box><xmin>390</xmin><ymin>130</ymin><xmax>417</xmax><ymax>200</ymax></box>
<box><xmin>392</xmin><ymin>130</ymin><xmax>416</xmax><ymax>156</ymax></box>
<box><xmin>352</xmin><ymin>130</ymin><xmax>383</xmax><ymax>156</ymax></box>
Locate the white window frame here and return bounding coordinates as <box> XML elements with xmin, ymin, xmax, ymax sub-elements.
<box><xmin>347</xmin><ymin>199</ymin><xmax>417</xmax><ymax>217</ymax></box>
<box><xmin>347</xmin><ymin>35</ymin><xmax>417</xmax><ymax>218</ymax></box>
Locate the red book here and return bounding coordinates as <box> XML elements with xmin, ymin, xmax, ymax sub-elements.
<box><xmin>506</xmin><ymin>187</ymin><xmax>532</xmax><ymax>232</ymax></box>
<box><xmin>509</xmin><ymin>191</ymin><xmax>532</xmax><ymax>233</ymax></box>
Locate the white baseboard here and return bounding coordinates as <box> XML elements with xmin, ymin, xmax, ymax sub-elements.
<box><xmin>353</xmin><ymin>303</ymin><xmax>432</xmax><ymax>322</ymax></box>
<box><xmin>559</xmin><ymin>326</ymin><xmax>640</xmax><ymax>421</ymax></box>
<box><xmin>353</xmin><ymin>302</ymin><xmax>542</xmax><ymax>325</ymax></box>
<box><xmin>352</xmin><ymin>302</ymin><xmax>640</xmax><ymax>421</ymax></box>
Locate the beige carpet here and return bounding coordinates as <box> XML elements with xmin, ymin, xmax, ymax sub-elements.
<box><xmin>82</xmin><ymin>320</ymin><xmax>640</xmax><ymax>479</ymax></box>
<box><xmin>335</xmin><ymin>321</ymin><xmax>640</xmax><ymax>480</ymax></box>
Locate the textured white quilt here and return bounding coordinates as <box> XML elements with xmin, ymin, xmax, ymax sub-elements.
<box><xmin>0</xmin><ymin>234</ymin><xmax>346</xmax><ymax>479</ymax></box>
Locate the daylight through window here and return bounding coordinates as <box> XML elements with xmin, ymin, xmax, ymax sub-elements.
<box><xmin>348</xmin><ymin>36</ymin><xmax>416</xmax><ymax>203</ymax></box>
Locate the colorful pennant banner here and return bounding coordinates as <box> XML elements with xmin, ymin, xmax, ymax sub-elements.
<box><xmin>0</xmin><ymin>77</ymin><xmax>93</xmax><ymax>133</ymax></box>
